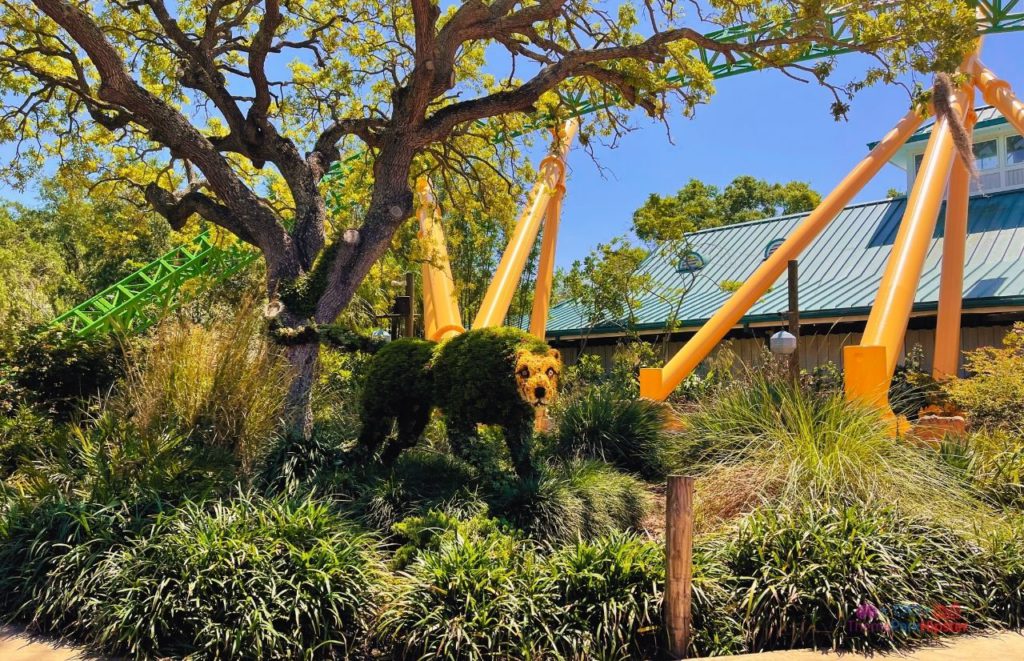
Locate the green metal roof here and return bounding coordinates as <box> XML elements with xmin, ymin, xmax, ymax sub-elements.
<box><xmin>546</xmin><ymin>188</ymin><xmax>1024</xmax><ymax>338</ymax></box>
<box><xmin>867</xmin><ymin>105</ymin><xmax>1008</xmax><ymax>150</ymax></box>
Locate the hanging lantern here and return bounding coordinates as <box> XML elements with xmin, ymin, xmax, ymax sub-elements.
<box><xmin>770</xmin><ymin>330</ymin><xmax>797</xmax><ymax>355</ymax></box>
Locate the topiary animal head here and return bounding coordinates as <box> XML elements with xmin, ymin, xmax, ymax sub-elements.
<box><xmin>514</xmin><ymin>347</ymin><xmax>561</xmax><ymax>408</ymax></box>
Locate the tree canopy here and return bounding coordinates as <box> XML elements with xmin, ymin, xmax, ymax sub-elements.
<box><xmin>632</xmin><ymin>175</ymin><xmax>821</xmax><ymax>243</ymax></box>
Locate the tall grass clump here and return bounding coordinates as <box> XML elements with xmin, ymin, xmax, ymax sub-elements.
<box><xmin>491</xmin><ymin>459</ymin><xmax>650</xmax><ymax>544</ymax></box>
<box><xmin>553</xmin><ymin>385</ymin><xmax>670</xmax><ymax>479</ymax></box>
<box><xmin>717</xmin><ymin>504</ymin><xmax>1009</xmax><ymax>652</ymax></box>
<box><xmin>938</xmin><ymin>429</ymin><xmax>1024</xmax><ymax>508</ymax></box>
<box><xmin>0</xmin><ymin>496</ymin><xmax>133</xmax><ymax>622</ymax></box>
<box><xmin>118</xmin><ymin>306</ymin><xmax>292</xmax><ymax>474</ymax></box>
<box><xmin>670</xmin><ymin>375</ymin><xmax>982</xmax><ymax>528</ymax></box>
<box><xmin>375</xmin><ymin>531</ymin><xmax>550</xmax><ymax>660</ymax></box>
<box><xmin>15</xmin><ymin>411</ymin><xmax>233</xmax><ymax>504</ymax></box>
<box><xmin>545</xmin><ymin>533</ymin><xmax>664</xmax><ymax>659</ymax></box>
<box><xmin>86</xmin><ymin>491</ymin><xmax>384</xmax><ymax>659</ymax></box>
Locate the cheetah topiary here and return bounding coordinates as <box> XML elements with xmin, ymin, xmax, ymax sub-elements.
<box><xmin>357</xmin><ymin>327</ymin><xmax>561</xmax><ymax>478</ymax></box>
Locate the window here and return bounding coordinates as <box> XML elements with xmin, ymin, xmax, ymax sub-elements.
<box><xmin>763</xmin><ymin>238</ymin><xmax>786</xmax><ymax>261</ymax></box>
<box><xmin>914</xmin><ymin>153</ymin><xmax>924</xmax><ymax>174</ymax></box>
<box><xmin>1007</xmin><ymin>135</ymin><xmax>1024</xmax><ymax>166</ymax></box>
<box><xmin>676</xmin><ymin>251</ymin><xmax>705</xmax><ymax>273</ymax></box>
<box><xmin>974</xmin><ymin>139</ymin><xmax>999</xmax><ymax>170</ymax></box>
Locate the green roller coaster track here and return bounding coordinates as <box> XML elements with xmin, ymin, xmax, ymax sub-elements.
<box><xmin>53</xmin><ymin>0</ymin><xmax>1024</xmax><ymax>336</ymax></box>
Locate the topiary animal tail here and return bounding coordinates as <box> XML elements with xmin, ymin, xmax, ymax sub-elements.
<box><xmin>933</xmin><ymin>72</ymin><xmax>976</xmax><ymax>179</ymax></box>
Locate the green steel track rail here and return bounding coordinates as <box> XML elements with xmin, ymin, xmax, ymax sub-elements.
<box><xmin>54</xmin><ymin>0</ymin><xmax>1024</xmax><ymax>336</ymax></box>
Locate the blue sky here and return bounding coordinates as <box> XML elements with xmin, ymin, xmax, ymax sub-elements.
<box><xmin>551</xmin><ymin>33</ymin><xmax>1024</xmax><ymax>269</ymax></box>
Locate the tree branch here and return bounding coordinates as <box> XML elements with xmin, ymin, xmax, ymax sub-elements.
<box><xmin>144</xmin><ymin>182</ymin><xmax>258</xmax><ymax>246</ymax></box>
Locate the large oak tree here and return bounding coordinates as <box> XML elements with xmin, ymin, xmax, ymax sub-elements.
<box><xmin>0</xmin><ymin>0</ymin><xmax>977</xmax><ymax>437</ymax></box>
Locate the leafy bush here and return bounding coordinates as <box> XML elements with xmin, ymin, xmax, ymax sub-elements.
<box><xmin>0</xmin><ymin>327</ymin><xmax>125</xmax><ymax>419</ymax></box>
<box><xmin>671</xmin><ymin>374</ymin><xmax>981</xmax><ymax>528</ymax></box>
<box><xmin>717</xmin><ymin>504</ymin><xmax>1007</xmax><ymax>652</ymax></box>
<box><xmin>554</xmin><ymin>385</ymin><xmax>669</xmax><ymax>478</ymax></box>
<box><xmin>310</xmin><ymin>348</ymin><xmax>373</xmax><ymax>449</ymax></box>
<box><xmin>944</xmin><ymin>323</ymin><xmax>1024</xmax><ymax>430</ymax></box>
<box><xmin>0</xmin><ymin>406</ymin><xmax>54</xmax><ymax>480</ymax></box>
<box><xmin>375</xmin><ymin>531</ymin><xmax>550</xmax><ymax>660</ymax></box>
<box><xmin>390</xmin><ymin>506</ymin><xmax>501</xmax><ymax>569</ymax></box>
<box><xmin>117</xmin><ymin>309</ymin><xmax>291</xmax><ymax>473</ymax></box>
<box><xmin>490</xmin><ymin>459</ymin><xmax>649</xmax><ymax>544</ymax></box>
<box><xmin>888</xmin><ymin>344</ymin><xmax>941</xmax><ymax>418</ymax></box>
<box><xmin>0</xmin><ymin>496</ymin><xmax>139</xmax><ymax>627</ymax></box>
<box><xmin>87</xmin><ymin>492</ymin><xmax>384</xmax><ymax>659</ymax></box>
<box><xmin>545</xmin><ymin>533</ymin><xmax>664</xmax><ymax>659</ymax></box>
<box><xmin>15</xmin><ymin>412</ymin><xmax>233</xmax><ymax>504</ymax></box>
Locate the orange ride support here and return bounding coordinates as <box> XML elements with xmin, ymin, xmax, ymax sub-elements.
<box><xmin>529</xmin><ymin>155</ymin><xmax>567</xmax><ymax>339</ymax></box>
<box><xmin>637</xmin><ymin>108</ymin><xmax>926</xmax><ymax>401</ymax></box>
<box><xmin>416</xmin><ymin>177</ymin><xmax>465</xmax><ymax>341</ymax></box>
<box><xmin>473</xmin><ymin>119</ymin><xmax>578</xmax><ymax>329</ymax></box>
<box><xmin>845</xmin><ymin>83</ymin><xmax>969</xmax><ymax>411</ymax></box>
<box><xmin>932</xmin><ymin>99</ymin><xmax>977</xmax><ymax>380</ymax></box>
<box><xmin>971</xmin><ymin>62</ymin><xmax>1024</xmax><ymax>139</ymax></box>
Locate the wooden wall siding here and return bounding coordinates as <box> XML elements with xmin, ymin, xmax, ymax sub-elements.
<box><xmin>555</xmin><ymin>325</ymin><xmax>1013</xmax><ymax>377</ymax></box>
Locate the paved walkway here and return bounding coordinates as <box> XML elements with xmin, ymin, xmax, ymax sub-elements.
<box><xmin>0</xmin><ymin>626</ymin><xmax>89</xmax><ymax>660</ymax></box>
<box><xmin>3</xmin><ymin>625</ymin><xmax>1022</xmax><ymax>659</ymax></box>
<box><xmin>709</xmin><ymin>630</ymin><xmax>1024</xmax><ymax>660</ymax></box>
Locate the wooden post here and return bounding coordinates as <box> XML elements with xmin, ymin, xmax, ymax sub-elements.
<box><xmin>405</xmin><ymin>272</ymin><xmax>416</xmax><ymax>338</ymax></box>
<box><xmin>666</xmin><ymin>475</ymin><xmax>695</xmax><ymax>658</ymax></box>
<box><xmin>787</xmin><ymin>260</ymin><xmax>800</xmax><ymax>382</ymax></box>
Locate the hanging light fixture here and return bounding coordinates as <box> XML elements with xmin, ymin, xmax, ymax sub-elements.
<box><xmin>770</xmin><ymin>329</ymin><xmax>797</xmax><ymax>355</ymax></box>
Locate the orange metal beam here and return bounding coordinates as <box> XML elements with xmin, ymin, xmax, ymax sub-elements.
<box><xmin>416</xmin><ymin>177</ymin><xmax>465</xmax><ymax>341</ymax></box>
<box><xmin>933</xmin><ymin>101</ymin><xmax>977</xmax><ymax>380</ymax></box>
<box><xmin>637</xmin><ymin>108</ymin><xmax>926</xmax><ymax>401</ymax></box>
<box><xmin>971</xmin><ymin>61</ymin><xmax>1024</xmax><ymax>139</ymax></box>
<box><xmin>473</xmin><ymin>119</ymin><xmax>578</xmax><ymax>329</ymax></box>
<box><xmin>855</xmin><ymin>88</ymin><xmax>968</xmax><ymax>381</ymax></box>
<box><xmin>529</xmin><ymin>161</ymin><xmax>567</xmax><ymax>339</ymax></box>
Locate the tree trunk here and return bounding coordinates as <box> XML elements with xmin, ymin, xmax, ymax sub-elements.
<box><xmin>282</xmin><ymin>339</ymin><xmax>319</xmax><ymax>441</ymax></box>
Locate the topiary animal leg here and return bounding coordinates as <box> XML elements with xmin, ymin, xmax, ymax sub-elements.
<box><xmin>504</xmin><ymin>417</ymin><xmax>536</xmax><ymax>479</ymax></box>
<box><xmin>380</xmin><ymin>406</ymin><xmax>431</xmax><ymax>465</ymax></box>
<box><xmin>357</xmin><ymin>417</ymin><xmax>392</xmax><ymax>462</ymax></box>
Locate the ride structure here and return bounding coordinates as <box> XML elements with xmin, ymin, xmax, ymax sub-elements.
<box><xmin>53</xmin><ymin>2</ymin><xmax>1024</xmax><ymax>339</ymax></box>
<box><xmin>52</xmin><ymin>3</ymin><xmax>1024</xmax><ymax>420</ymax></box>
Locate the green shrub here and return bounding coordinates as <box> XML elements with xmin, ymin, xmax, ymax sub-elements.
<box><xmin>545</xmin><ymin>533</ymin><xmax>664</xmax><ymax>660</ymax></box>
<box><xmin>490</xmin><ymin>459</ymin><xmax>649</xmax><ymax>544</ymax></box>
<box><xmin>16</xmin><ymin>412</ymin><xmax>233</xmax><ymax>504</ymax></box>
<box><xmin>375</xmin><ymin>531</ymin><xmax>550</xmax><ymax>660</ymax></box>
<box><xmin>310</xmin><ymin>348</ymin><xmax>373</xmax><ymax>449</ymax></box>
<box><xmin>560</xmin><ymin>353</ymin><xmax>605</xmax><ymax>396</ymax></box>
<box><xmin>88</xmin><ymin>492</ymin><xmax>384</xmax><ymax>659</ymax></box>
<box><xmin>117</xmin><ymin>309</ymin><xmax>291</xmax><ymax>474</ymax></box>
<box><xmin>0</xmin><ymin>406</ymin><xmax>54</xmax><ymax>480</ymax></box>
<box><xmin>553</xmin><ymin>385</ymin><xmax>669</xmax><ymax>479</ymax></box>
<box><xmin>671</xmin><ymin>374</ymin><xmax>981</xmax><ymax>527</ymax></box>
<box><xmin>888</xmin><ymin>344</ymin><xmax>940</xmax><ymax>418</ymax></box>
<box><xmin>718</xmin><ymin>505</ymin><xmax>999</xmax><ymax>652</ymax></box>
<box><xmin>346</xmin><ymin>449</ymin><xmax>483</xmax><ymax>531</ymax></box>
<box><xmin>0</xmin><ymin>497</ymin><xmax>138</xmax><ymax>626</ymax></box>
<box><xmin>0</xmin><ymin>327</ymin><xmax>125</xmax><ymax>419</ymax></box>
<box><xmin>981</xmin><ymin>517</ymin><xmax>1024</xmax><ymax>628</ymax></box>
<box><xmin>944</xmin><ymin>323</ymin><xmax>1024</xmax><ymax>429</ymax></box>
<box><xmin>390</xmin><ymin>507</ymin><xmax>501</xmax><ymax>569</ymax></box>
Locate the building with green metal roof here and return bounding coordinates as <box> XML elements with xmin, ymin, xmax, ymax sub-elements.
<box><xmin>545</xmin><ymin>107</ymin><xmax>1024</xmax><ymax>373</ymax></box>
